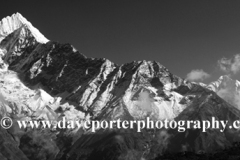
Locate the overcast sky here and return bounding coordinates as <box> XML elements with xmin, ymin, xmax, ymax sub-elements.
<box><xmin>2</xmin><ymin>0</ymin><xmax>240</xmax><ymax>83</ymax></box>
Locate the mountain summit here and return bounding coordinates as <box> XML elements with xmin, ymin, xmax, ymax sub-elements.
<box><xmin>0</xmin><ymin>12</ymin><xmax>48</xmax><ymax>43</ymax></box>
<box><xmin>0</xmin><ymin>13</ymin><xmax>240</xmax><ymax>160</ymax></box>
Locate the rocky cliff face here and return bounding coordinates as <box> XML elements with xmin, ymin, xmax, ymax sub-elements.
<box><xmin>1</xmin><ymin>13</ymin><xmax>240</xmax><ymax>160</ymax></box>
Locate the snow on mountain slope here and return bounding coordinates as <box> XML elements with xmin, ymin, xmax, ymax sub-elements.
<box><xmin>207</xmin><ymin>75</ymin><xmax>240</xmax><ymax>92</ymax></box>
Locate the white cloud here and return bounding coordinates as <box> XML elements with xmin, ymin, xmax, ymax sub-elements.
<box><xmin>218</xmin><ymin>54</ymin><xmax>240</xmax><ymax>74</ymax></box>
<box><xmin>186</xmin><ymin>69</ymin><xmax>210</xmax><ymax>81</ymax></box>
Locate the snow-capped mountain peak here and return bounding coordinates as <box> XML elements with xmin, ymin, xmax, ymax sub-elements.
<box><xmin>207</xmin><ymin>75</ymin><xmax>240</xmax><ymax>92</ymax></box>
<box><xmin>0</xmin><ymin>12</ymin><xmax>48</xmax><ymax>43</ymax></box>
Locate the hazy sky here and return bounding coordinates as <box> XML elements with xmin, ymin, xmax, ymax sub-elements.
<box><xmin>2</xmin><ymin>0</ymin><xmax>240</xmax><ymax>82</ymax></box>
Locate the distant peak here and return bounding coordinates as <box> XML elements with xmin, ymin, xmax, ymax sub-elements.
<box><xmin>219</xmin><ymin>75</ymin><xmax>232</xmax><ymax>80</ymax></box>
<box><xmin>15</xmin><ymin>12</ymin><xmax>22</xmax><ymax>16</ymax></box>
<box><xmin>13</xmin><ymin>12</ymin><xmax>23</xmax><ymax>18</ymax></box>
<box><xmin>218</xmin><ymin>75</ymin><xmax>240</xmax><ymax>85</ymax></box>
<box><xmin>0</xmin><ymin>12</ymin><xmax>49</xmax><ymax>43</ymax></box>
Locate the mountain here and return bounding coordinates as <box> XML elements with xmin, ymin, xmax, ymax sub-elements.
<box><xmin>1</xmin><ymin>13</ymin><xmax>240</xmax><ymax>160</ymax></box>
